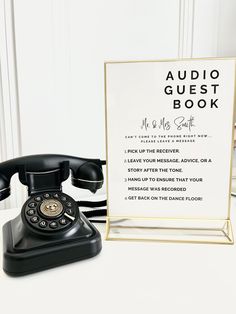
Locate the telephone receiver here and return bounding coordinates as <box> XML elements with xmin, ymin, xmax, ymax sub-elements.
<box><xmin>1</xmin><ymin>154</ymin><xmax>105</xmax><ymax>276</ymax></box>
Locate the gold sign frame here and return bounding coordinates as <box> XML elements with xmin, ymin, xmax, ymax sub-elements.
<box><xmin>104</xmin><ymin>57</ymin><xmax>236</xmax><ymax>245</ymax></box>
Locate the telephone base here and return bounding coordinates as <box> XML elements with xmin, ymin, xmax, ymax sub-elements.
<box><xmin>3</xmin><ymin>214</ymin><xmax>102</xmax><ymax>276</ymax></box>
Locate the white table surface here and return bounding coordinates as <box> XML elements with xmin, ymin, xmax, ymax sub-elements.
<box><xmin>1</xmin><ymin>200</ymin><xmax>236</xmax><ymax>314</ymax></box>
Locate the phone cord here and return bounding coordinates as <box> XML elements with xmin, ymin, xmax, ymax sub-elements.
<box><xmin>77</xmin><ymin>200</ymin><xmax>107</xmax><ymax>223</ymax></box>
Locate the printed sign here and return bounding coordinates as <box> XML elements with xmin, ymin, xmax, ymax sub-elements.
<box><xmin>105</xmin><ymin>58</ymin><xmax>235</xmax><ymax>243</ymax></box>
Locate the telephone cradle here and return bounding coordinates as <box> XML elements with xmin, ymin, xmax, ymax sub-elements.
<box><xmin>1</xmin><ymin>154</ymin><xmax>105</xmax><ymax>276</ymax></box>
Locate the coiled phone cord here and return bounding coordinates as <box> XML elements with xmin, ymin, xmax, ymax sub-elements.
<box><xmin>78</xmin><ymin>200</ymin><xmax>107</xmax><ymax>223</ymax></box>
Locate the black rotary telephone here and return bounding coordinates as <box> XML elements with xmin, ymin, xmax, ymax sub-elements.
<box><xmin>1</xmin><ymin>154</ymin><xmax>106</xmax><ymax>276</ymax></box>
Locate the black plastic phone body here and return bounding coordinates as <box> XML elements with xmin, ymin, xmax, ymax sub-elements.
<box><xmin>1</xmin><ymin>155</ymin><xmax>104</xmax><ymax>276</ymax></box>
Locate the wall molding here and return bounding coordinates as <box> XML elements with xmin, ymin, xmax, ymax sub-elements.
<box><xmin>0</xmin><ymin>0</ymin><xmax>24</xmax><ymax>209</ymax></box>
<box><xmin>178</xmin><ymin>0</ymin><xmax>195</xmax><ymax>58</ymax></box>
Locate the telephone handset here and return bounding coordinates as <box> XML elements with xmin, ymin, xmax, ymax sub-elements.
<box><xmin>1</xmin><ymin>154</ymin><xmax>105</xmax><ymax>276</ymax></box>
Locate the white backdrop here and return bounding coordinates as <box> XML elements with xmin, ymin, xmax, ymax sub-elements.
<box><xmin>0</xmin><ymin>0</ymin><xmax>236</xmax><ymax>209</ymax></box>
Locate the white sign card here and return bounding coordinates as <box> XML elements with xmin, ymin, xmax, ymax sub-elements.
<box><xmin>105</xmin><ymin>58</ymin><xmax>235</xmax><ymax>243</ymax></box>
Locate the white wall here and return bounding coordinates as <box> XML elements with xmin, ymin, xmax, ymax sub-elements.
<box><xmin>0</xmin><ymin>0</ymin><xmax>236</xmax><ymax>209</ymax></box>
